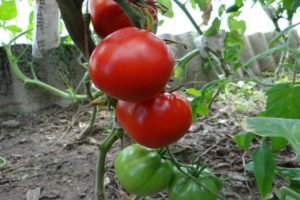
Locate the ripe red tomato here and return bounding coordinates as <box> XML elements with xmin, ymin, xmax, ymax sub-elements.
<box><xmin>89</xmin><ymin>27</ymin><xmax>174</xmax><ymax>102</ymax></box>
<box><xmin>116</xmin><ymin>92</ymin><xmax>192</xmax><ymax>148</ymax></box>
<box><xmin>90</xmin><ymin>0</ymin><xmax>157</xmax><ymax>38</ymax></box>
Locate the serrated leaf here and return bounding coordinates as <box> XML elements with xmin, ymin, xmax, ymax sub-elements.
<box><xmin>6</xmin><ymin>25</ymin><xmax>22</xmax><ymax>33</ymax></box>
<box><xmin>253</xmin><ymin>144</ymin><xmax>276</xmax><ymax>198</ymax></box>
<box><xmin>265</xmin><ymin>84</ymin><xmax>300</xmax><ymax>119</ymax></box>
<box><xmin>0</xmin><ymin>1</ymin><xmax>17</xmax><ymax>21</ymax></box>
<box><xmin>244</xmin><ymin>117</ymin><xmax>300</xmax><ymax>157</ymax></box>
<box><xmin>204</xmin><ymin>17</ymin><xmax>221</xmax><ymax>36</ymax></box>
<box><xmin>234</xmin><ymin>131</ymin><xmax>254</xmax><ymax>151</ymax></box>
<box><xmin>157</xmin><ymin>0</ymin><xmax>173</xmax><ymax>17</ymax></box>
<box><xmin>242</xmin><ymin>44</ymin><xmax>288</xmax><ymax>68</ymax></box>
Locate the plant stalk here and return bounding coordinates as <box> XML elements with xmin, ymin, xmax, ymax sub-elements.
<box><xmin>96</xmin><ymin>128</ymin><xmax>124</xmax><ymax>200</ymax></box>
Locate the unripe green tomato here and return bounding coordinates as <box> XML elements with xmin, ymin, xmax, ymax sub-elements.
<box><xmin>168</xmin><ymin>167</ymin><xmax>222</xmax><ymax>200</ymax></box>
<box><xmin>114</xmin><ymin>144</ymin><xmax>173</xmax><ymax>196</ymax></box>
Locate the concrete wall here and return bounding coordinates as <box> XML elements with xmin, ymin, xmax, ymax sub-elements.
<box><xmin>0</xmin><ymin>45</ymin><xmax>86</xmax><ymax>115</ymax></box>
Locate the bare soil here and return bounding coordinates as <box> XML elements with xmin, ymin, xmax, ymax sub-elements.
<box><xmin>0</xmin><ymin>94</ymin><xmax>297</xmax><ymax>200</ymax></box>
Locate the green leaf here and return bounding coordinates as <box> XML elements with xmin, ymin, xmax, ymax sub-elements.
<box><xmin>292</xmin><ymin>0</ymin><xmax>300</xmax><ymax>10</ymax></box>
<box><xmin>275</xmin><ymin>187</ymin><xmax>300</xmax><ymax>200</ymax></box>
<box><xmin>234</xmin><ymin>131</ymin><xmax>254</xmax><ymax>151</ymax></box>
<box><xmin>0</xmin><ymin>1</ymin><xmax>17</xmax><ymax>21</ymax></box>
<box><xmin>190</xmin><ymin>0</ymin><xmax>210</xmax><ymax>10</ymax></box>
<box><xmin>204</xmin><ymin>17</ymin><xmax>221</xmax><ymax>36</ymax></box>
<box><xmin>235</xmin><ymin>0</ymin><xmax>243</xmax><ymax>8</ymax></box>
<box><xmin>242</xmin><ymin>44</ymin><xmax>288</xmax><ymax>68</ymax></box>
<box><xmin>196</xmin><ymin>103</ymin><xmax>209</xmax><ymax>116</ymax></box>
<box><xmin>253</xmin><ymin>144</ymin><xmax>276</xmax><ymax>198</ymax></box>
<box><xmin>265</xmin><ymin>84</ymin><xmax>300</xmax><ymax>119</ymax></box>
<box><xmin>218</xmin><ymin>4</ymin><xmax>225</xmax><ymax>17</ymax></box>
<box><xmin>271</xmin><ymin>137</ymin><xmax>288</xmax><ymax>152</ymax></box>
<box><xmin>228</xmin><ymin>17</ymin><xmax>246</xmax><ymax>35</ymax></box>
<box><xmin>26</xmin><ymin>11</ymin><xmax>34</xmax><ymax>39</ymax></box>
<box><xmin>269</xmin><ymin>22</ymin><xmax>300</xmax><ymax>48</ymax></box>
<box><xmin>224</xmin><ymin>43</ymin><xmax>241</xmax><ymax>64</ymax></box>
<box><xmin>6</xmin><ymin>25</ymin><xmax>22</xmax><ymax>33</ymax></box>
<box><xmin>157</xmin><ymin>0</ymin><xmax>173</xmax><ymax>17</ymax></box>
<box><xmin>277</xmin><ymin>166</ymin><xmax>300</xmax><ymax>180</ymax></box>
<box><xmin>244</xmin><ymin>117</ymin><xmax>300</xmax><ymax>157</ymax></box>
<box><xmin>186</xmin><ymin>88</ymin><xmax>201</xmax><ymax>97</ymax></box>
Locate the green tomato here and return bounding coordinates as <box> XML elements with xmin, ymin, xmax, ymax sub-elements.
<box><xmin>114</xmin><ymin>144</ymin><xmax>173</xmax><ymax>196</ymax></box>
<box><xmin>168</xmin><ymin>167</ymin><xmax>223</xmax><ymax>200</ymax></box>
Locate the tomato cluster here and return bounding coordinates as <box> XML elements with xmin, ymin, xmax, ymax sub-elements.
<box><xmin>114</xmin><ymin>144</ymin><xmax>223</xmax><ymax>198</ymax></box>
<box><xmin>89</xmin><ymin>1</ymin><xmax>192</xmax><ymax>148</ymax></box>
<box><xmin>89</xmin><ymin>1</ymin><xmax>222</xmax><ymax>198</ymax></box>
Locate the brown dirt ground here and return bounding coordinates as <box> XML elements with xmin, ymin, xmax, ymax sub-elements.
<box><xmin>0</xmin><ymin>92</ymin><xmax>297</xmax><ymax>200</ymax></box>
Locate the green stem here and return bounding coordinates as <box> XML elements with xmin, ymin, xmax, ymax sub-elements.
<box><xmin>176</xmin><ymin>49</ymin><xmax>200</xmax><ymax>66</ymax></box>
<box><xmin>4</xmin><ymin>44</ymin><xmax>92</xmax><ymax>101</ymax></box>
<box><xmin>292</xmin><ymin>63</ymin><xmax>297</xmax><ymax>87</ymax></box>
<box><xmin>114</xmin><ymin>0</ymin><xmax>144</xmax><ymax>28</ymax></box>
<box><xmin>78</xmin><ymin>77</ymin><xmax>98</xmax><ymax>139</ymax></box>
<box><xmin>172</xmin><ymin>0</ymin><xmax>203</xmax><ymax>35</ymax></box>
<box><xmin>96</xmin><ymin>128</ymin><xmax>124</xmax><ymax>200</ymax></box>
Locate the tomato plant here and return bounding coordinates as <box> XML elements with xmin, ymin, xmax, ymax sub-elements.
<box><xmin>89</xmin><ymin>27</ymin><xmax>174</xmax><ymax>102</ymax></box>
<box><xmin>116</xmin><ymin>92</ymin><xmax>192</xmax><ymax>148</ymax></box>
<box><xmin>90</xmin><ymin>0</ymin><xmax>157</xmax><ymax>38</ymax></box>
<box><xmin>168</xmin><ymin>167</ymin><xmax>222</xmax><ymax>200</ymax></box>
<box><xmin>114</xmin><ymin>144</ymin><xmax>173</xmax><ymax>196</ymax></box>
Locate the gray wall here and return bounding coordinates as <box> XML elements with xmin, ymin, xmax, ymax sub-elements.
<box><xmin>0</xmin><ymin>45</ymin><xmax>86</xmax><ymax>115</ymax></box>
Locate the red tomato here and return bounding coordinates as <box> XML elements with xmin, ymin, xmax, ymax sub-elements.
<box><xmin>116</xmin><ymin>93</ymin><xmax>192</xmax><ymax>148</ymax></box>
<box><xmin>89</xmin><ymin>27</ymin><xmax>174</xmax><ymax>102</ymax></box>
<box><xmin>90</xmin><ymin>0</ymin><xmax>157</xmax><ymax>38</ymax></box>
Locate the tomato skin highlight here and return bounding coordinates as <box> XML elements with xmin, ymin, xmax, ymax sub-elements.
<box><xmin>89</xmin><ymin>27</ymin><xmax>174</xmax><ymax>102</ymax></box>
<box><xmin>114</xmin><ymin>144</ymin><xmax>173</xmax><ymax>196</ymax></box>
<box><xmin>116</xmin><ymin>93</ymin><xmax>192</xmax><ymax>148</ymax></box>
<box><xmin>168</xmin><ymin>167</ymin><xmax>223</xmax><ymax>200</ymax></box>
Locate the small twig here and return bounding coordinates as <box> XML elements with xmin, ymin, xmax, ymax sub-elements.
<box><xmin>168</xmin><ymin>81</ymin><xmax>203</xmax><ymax>92</ymax></box>
<box><xmin>172</xmin><ymin>0</ymin><xmax>203</xmax><ymax>35</ymax></box>
<box><xmin>242</xmin><ymin>151</ymin><xmax>254</xmax><ymax>198</ymax></box>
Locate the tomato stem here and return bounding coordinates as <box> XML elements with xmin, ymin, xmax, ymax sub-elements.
<box><xmin>96</xmin><ymin>127</ymin><xmax>124</xmax><ymax>200</ymax></box>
